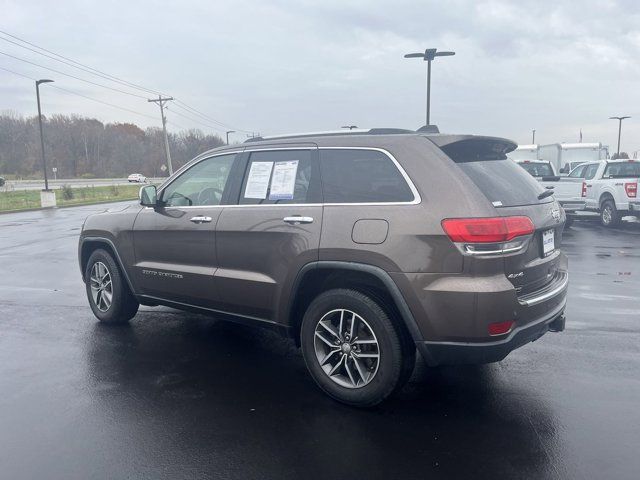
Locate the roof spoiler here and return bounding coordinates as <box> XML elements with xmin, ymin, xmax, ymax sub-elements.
<box><xmin>428</xmin><ymin>135</ymin><xmax>518</xmax><ymax>160</ymax></box>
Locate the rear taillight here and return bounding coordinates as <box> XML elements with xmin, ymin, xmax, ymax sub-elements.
<box><xmin>625</xmin><ymin>182</ymin><xmax>637</xmax><ymax>198</ymax></box>
<box><xmin>581</xmin><ymin>181</ymin><xmax>587</xmax><ymax>197</ymax></box>
<box><xmin>441</xmin><ymin>216</ymin><xmax>534</xmax><ymax>243</ymax></box>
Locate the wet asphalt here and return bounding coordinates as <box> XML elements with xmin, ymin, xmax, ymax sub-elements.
<box><xmin>0</xmin><ymin>203</ymin><xmax>638</xmax><ymax>480</ymax></box>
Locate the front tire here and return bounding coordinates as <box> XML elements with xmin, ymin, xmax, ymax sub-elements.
<box><xmin>300</xmin><ymin>289</ymin><xmax>414</xmax><ymax>407</ymax></box>
<box><xmin>85</xmin><ymin>249</ymin><xmax>139</xmax><ymax>324</ymax></box>
<box><xmin>600</xmin><ymin>199</ymin><xmax>620</xmax><ymax>227</ymax></box>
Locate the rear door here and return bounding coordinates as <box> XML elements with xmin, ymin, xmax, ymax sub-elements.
<box><xmin>583</xmin><ymin>162</ymin><xmax>604</xmax><ymax>209</ymax></box>
<box><xmin>213</xmin><ymin>145</ymin><xmax>322</xmax><ymax>322</ymax></box>
<box><xmin>440</xmin><ymin>139</ymin><xmax>564</xmax><ymax>296</ymax></box>
<box><xmin>132</xmin><ymin>152</ymin><xmax>240</xmax><ymax>307</ymax></box>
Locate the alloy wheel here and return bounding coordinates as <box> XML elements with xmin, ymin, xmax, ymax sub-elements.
<box><xmin>90</xmin><ymin>261</ymin><xmax>113</xmax><ymax>312</ymax></box>
<box><xmin>313</xmin><ymin>309</ymin><xmax>380</xmax><ymax>389</ymax></box>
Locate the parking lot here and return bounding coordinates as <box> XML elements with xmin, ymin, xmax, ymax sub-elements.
<box><xmin>0</xmin><ymin>202</ymin><xmax>638</xmax><ymax>479</ymax></box>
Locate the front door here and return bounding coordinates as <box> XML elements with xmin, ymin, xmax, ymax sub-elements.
<box><xmin>214</xmin><ymin>147</ymin><xmax>322</xmax><ymax>322</ymax></box>
<box><xmin>132</xmin><ymin>152</ymin><xmax>239</xmax><ymax>307</ymax></box>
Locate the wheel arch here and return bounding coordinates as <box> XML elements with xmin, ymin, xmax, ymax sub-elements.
<box><xmin>287</xmin><ymin>261</ymin><xmax>429</xmax><ymax>356</ymax></box>
<box><xmin>599</xmin><ymin>191</ymin><xmax>615</xmax><ymax>209</ymax></box>
<box><xmin>79</xmin><ymin>237</ymin><xmax>135</xmax><ymax>293</ymax></box>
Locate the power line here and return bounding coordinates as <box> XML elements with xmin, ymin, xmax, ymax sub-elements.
<box><xmin>0</xmin><ymin>30</ymin><xmax>256</xmax><ymax>133</ymax></box>
<box><xmin>0</xmin><ymin>65</ymin><xmax>157</xmax><ymax>120</ymax></box>
<box><xmin>0</xmin><ymin>29</ymin><xmax>165</xmax><ymax>97</ymax></box>
<box><xmin>167</xmin><ymin>106</ymin><xmax>229</xmax><ymax>133</ymax></box>
<box><xmin>173</xmin><ymin>99</ymin><xmax>250</xmax><ymax>133</ymax></box>
<box><xmin>0</xmin><ymin>50</ymin><xmax>149</xmax><ymax>99</ymax></box>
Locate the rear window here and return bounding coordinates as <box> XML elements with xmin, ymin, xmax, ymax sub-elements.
<box><xmin>518</xmin><ymin>162</ymin><xmax>554</xmax><ymax>178</ymax></box>
<box><xmin>319</xmin><ymin>149</ymin><xmax>414</xmax><ymax>203</ymax></box>
<box><xmin>603</xmin><ymin>161</ymin><xmax>640</xmax><ymax>178</ymax></box>
<box><xmin>440</xmin><ymin>141</ymin><xmax>548</xmax><ymax>207</ymax></box>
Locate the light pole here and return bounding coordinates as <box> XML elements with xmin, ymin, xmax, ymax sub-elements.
<box><xmin>404</xmin><ymin>48</ymin><xmax>455</xmax><ymax>126</ymax></box>
<box><xmin>226</xmin><ymin>130</ymin><xmax>235</xmax><ymax>145</ymax></box>
<box><xmin>36</xmin><ymin>79</ymin><xmax>54</xmax><ymax>190</ymax></box>
<box><xmin>609</xmin><ymin>116</ymin><xmax>630</xmax><ymax>155</ymax></box>
<box><xmin>341</xmin><ymin>125</ymin><xmax>358</xmax><ymax>130</ymax></box>
<box><xmin>532</xmin><ymin>129</ymin><xmax>536</xmax><ymax>144</ymax></box>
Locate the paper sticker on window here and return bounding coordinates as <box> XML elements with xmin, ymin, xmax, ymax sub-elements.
<box><xmin>269</xmin><ymin>160</ymin><xmax>299</xmax><ymax>200</ymax></box>
<box><xmin>244</xmin><ymin>161</ymin><xmax>273</xmax><ymax>199</ymax></box>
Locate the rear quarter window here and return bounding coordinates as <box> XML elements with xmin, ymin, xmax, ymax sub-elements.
<box><xmin>604</xmin><ymin>162</ymin><xmax>640</xmax><ymax>178</ymax></box>
<box><xmin>319</xmin><ymin>149</ymin><xmax>414</xmax><ymax>203</ymax></box>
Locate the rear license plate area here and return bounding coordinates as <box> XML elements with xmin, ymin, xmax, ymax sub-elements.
<box><xmin>542</xmin><ymin>229</ymin><xmax>555</xmax><ymax>257</ymax></box>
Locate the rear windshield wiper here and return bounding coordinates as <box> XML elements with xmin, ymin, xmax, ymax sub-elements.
<box><xmin>538</xmin><ymin>189</ymin><xmax>554</xmax><ymax>200</ymax></box>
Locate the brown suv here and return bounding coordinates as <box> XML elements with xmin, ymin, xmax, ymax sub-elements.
<box><xmin>79</xmin><ymin>130</ymin><xmax>568</xmax><ymax>406</ymax></box>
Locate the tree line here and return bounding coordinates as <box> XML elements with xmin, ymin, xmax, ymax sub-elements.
<box><xmin>0</xmin><ymin>112</ymin><xmax>225</xmax><ymax>179</ymax></box>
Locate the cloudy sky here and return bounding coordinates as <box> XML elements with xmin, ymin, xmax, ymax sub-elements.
<box><xmin>1</xmin><ymin>0</ymin><xmax>639</xmax><ymax>152</ymax></box>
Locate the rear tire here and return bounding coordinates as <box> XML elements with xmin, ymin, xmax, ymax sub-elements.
<box><xmin>300</xmin><ymin>288</ymin><xmax>413</xmax><ymax>407</ymax></box>
<box><xmin>600</xmin><ymin>199</ymin><xmax>620</xmax><ymax>227</ymax></box>
<box><xmin>85</xmin><ymin>249</ymin><xmax>138</xmax><ymax>324</ymax></box>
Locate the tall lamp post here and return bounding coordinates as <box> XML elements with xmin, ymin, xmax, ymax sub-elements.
<box><xmin>532</xmin><ymin>129</ymin><xmax>536</xmax><ymax>144</ymax></box>
<box><xmin>36</xmin><ymin>79</ymin><xmax>54</xmax><ymax>191</ymax></box>
<box><xmin>609</xmin><ymin>116</ymin><xmax>630</xmax><ymax>156</ymax></box>
<box><xmin>404</xmin><ymin>48</ymin><xmax>455</xmax><ymax>126</ymax></box>
<box><xmin>226</xmin><ymin>130</ymin><xmax>235</xmax><ymax>145</ymax></box>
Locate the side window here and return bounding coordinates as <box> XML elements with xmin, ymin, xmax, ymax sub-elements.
<box><xmin>584</xmin><ymin>164</ymin><xmax>599</xmax><ymax>180</ymax></box>
<box><xmin>320</xmin><ymin>149</ymin><xmax>414</xmax><ymax>203</ymax></box>
<box><xmin>239</xmin><ymin>149</ymin><xmax>317</xmax><ymax>204</ymax></box>
<box><xmin>161</xmin><ymin>154</ymin><xmax>236</xmax><ymax>207</ymax></box>
<box><xmin>568</xmin><ymin>165</ymin><xmax>586</xmax><ymax>178</ymax></box>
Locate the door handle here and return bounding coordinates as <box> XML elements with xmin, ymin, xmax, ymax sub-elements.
<box><xmin>190</xmin><ymin>216</ymin><xmax>212</xmax><ymax>224</ymax></box>
<box><xmin>283</xmin><ymin>216</ymin><xmax>314</xmax><ymax>225</ymax></box>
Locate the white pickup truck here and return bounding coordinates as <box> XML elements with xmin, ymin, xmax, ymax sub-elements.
<box><xmin>576</xmin><ymin>159</ymin><xmax>640</xmax><ymax>227</ymax></box>
<box><xmin>516</xmin><ymin>160</ymin><xmax>586</xmax><ymax>226</ymax></box>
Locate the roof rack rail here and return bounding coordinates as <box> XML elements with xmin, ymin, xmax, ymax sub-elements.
<box><xmin>244</xmin><ymin>127</ymin><xmax>427</xmax><ymax>143</ymax></box>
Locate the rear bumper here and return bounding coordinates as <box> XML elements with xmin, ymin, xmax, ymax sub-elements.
<box><xmin>627</xmin><ymin>201</ymin><xmax>640</xmax><ymax>212</ymax></box>
<box><xmin>390</xmin><ymin>253</ymin><xmax>569</xmax><ymax>366</ymax></box>
<box><xmin>559</xmin><ymin>199</ymin><xmax>586</xmax><ymax>213</ymax></box>
<box><xmin>417</xmin><ymin>300</ymin><xmax>566</xmax><ymax>366</ymax></box>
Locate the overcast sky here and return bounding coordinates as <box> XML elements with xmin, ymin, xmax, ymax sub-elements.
<box><xmin>1</xmin><ymin>0</ymin><xmax>639</xmax><ymax>152</ymax></box>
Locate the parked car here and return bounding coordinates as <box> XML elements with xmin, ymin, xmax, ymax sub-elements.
<box><xmin>79</xmin><ymin>129</ymin><xmax>568</xmax><ymax>406</ymax></box>
<box><xmin>579</xmin><ymin>159</ymin><xmax>640</xmax><ymax>226</ymax></box>
<box><xmin>516</xmin><ymin>160</ymin><xmax>585</xmax><ymax>226</ymax></box>
<box><xmin>559</xmin><ymin>161</ymin><xmax>586</xmax><ymax>175</ymax></box>
<box><xmin>127</xmin><ymin>173</ymin><xmax>146</xmax><ymax>183</ymax></box>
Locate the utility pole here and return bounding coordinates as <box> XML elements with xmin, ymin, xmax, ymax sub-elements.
<box><xmin>148</xmin><ymin>96</ymin><xmax>174</xmax><ymax>175</ymax></box>
<box><xmin>532</xmin><ymin>129</ymin><xmax>536</xmax><ymax>144</ymax></box>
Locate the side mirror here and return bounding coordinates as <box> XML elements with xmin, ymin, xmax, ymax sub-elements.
<box><xmin>139</xmin><ymin>185</ymin><xmax>158</xmax><ymax>207</ymax></box>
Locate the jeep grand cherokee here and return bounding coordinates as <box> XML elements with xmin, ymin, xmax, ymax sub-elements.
<box><xmin>79</xmin><ymin>129</ymin><xmax>568</xmax><ymax>406</ymax></box>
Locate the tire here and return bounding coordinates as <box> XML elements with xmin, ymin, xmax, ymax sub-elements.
<box><xmin>300</xmin><ymin>288</ymin><xmax>414</xmax><ymax>407</ymax></box>
<box><xmin>600</xmin><ymin>199</ymin><xmax>620</xmax><ymax>227</ymax></box>
<box><xmin>85</xmin><ymin>248</ymin><xmax>139</xmax><ymax>324</ymax></box>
